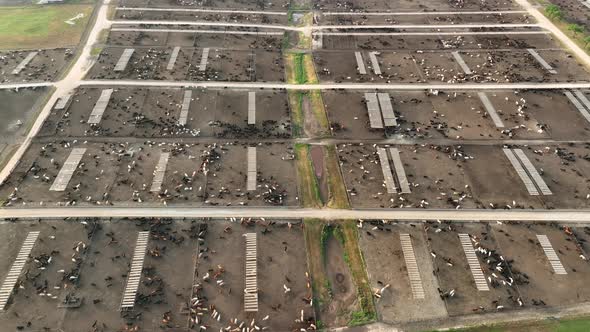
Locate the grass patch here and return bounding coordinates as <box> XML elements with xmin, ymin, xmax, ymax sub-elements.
<box><xmin>288</xmin><ymin>91</ymin><xmax>305</xmax><ymax>137</ymax></box>
<box><xmin>338</xmin><ymin>221</ymin><xmax>377</xmax><ymax>327</ymax></box>
<box><xmin>294</xmin><ymin>143</ymin><xmax>322</xmax><ymax>208</ymax></box>
<box><xmin>324</xmin><ymin>145</ymin><xmax>350</xmax><ymax>209</ymax></box>
<box><xmin>308</xmin><ymin>90</ymin><xmax>330</xmax><ymax>133</ymax></box>
<box><xmin>285</xmin><ymin>52</ymin><xmax>317</xmax><ymax>84</ymax></box>
<box><xmin>303</xmin><ymin>219</ymin><xmax>331</xmax><ymax>316</ymax></box>
<box><xmin>0</xmin><ymin>4</ymin><xmax>94</xmax><ymax>49</ymax></box>
<box><xmin>425</xmin><ymin>316</ymin><xmax>590</xmax><ymax>332</ymax></box>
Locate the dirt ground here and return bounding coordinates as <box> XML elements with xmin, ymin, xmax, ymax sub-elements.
<box><xmin>107</xmin><ymin>29</ymin><xmax>284</xmax><ymax>50</ymax></box>
<box><xmin>319</xmin><ymin>12</ymin><xmax>532</xmax><ymax>25</ymax></box>
<box><xmin>319</xmin><ymin>32</ymin><xmax>557</xmax><ymax>51</ymax></box>
<box><xmin>0</xmin><ymin>218</ymin><xmax>312</xmax><ymax>331</ymax></box>
<box><xmin>119</xmin><ymin>0</ymin><xmax>292</xmax><ymax>10</ymax></box>
<box><xmin>313</xmin><ymin>0</ymin><xmax>519</xmax><ymax>11</ymax></box>
<box><xmin>337</xmin><ymin>143</ymin><xmax>475</xmax><ymax>209</ymax></box>
<box><xmin>358</xmin><ymin>220</ymin><xmax>448</xmax><ymax>324</ymax></box>
<box><xmin>39</xmin><ymin>87</ymin><xmax>291</xmax><ymax>139</ymax></box>
<box><xmin>0</xmin><ymin>87</ymin><xmax>48</xmax><ymax>142</ymax></box>
<box><xmin>115</xmin><ymin>8</ymin><xmax>289</xmax><ymax>25</ymax></box>
<box><xmin>0</xmin><ymin>141</ymin><xmax>299</xmax><ymax>207</ymax></box>
<box><xmin>314</xmin><ymin>49</ymin><xmax>588</xmax><ymax>84</ymax></box>
<box><xmin>87</xmin><ymin>46</ymin><xmax>284</xmax><ymax>82</ymax></box>
<box><xmin>0</xmin><ymin>48</ymin><xmax>72</xmax><ymax>83</ymax></box>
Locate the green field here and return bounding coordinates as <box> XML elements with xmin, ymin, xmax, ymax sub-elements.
<box><xmin>0</xmin><ymin>4</ymin><xmax>94</xmax><ymax>49</ymax></box>
<box><xmin>430</xmin><ymin>317</ymin><xmax>590</xmax><ymax>332</ymax></box>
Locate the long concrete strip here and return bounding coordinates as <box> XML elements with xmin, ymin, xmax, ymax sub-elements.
<box><xmin>502</xmin><ymin>148</ymin><xmax>539</xmax><ymax>196</ymax></box>
<box><xmin>452</xmin><ymin>51</ymin><xmax>472</xmax><ymax>75</ymax></box>
<box><xmin>536</xmin><ymin>234</ymin><xmax>567</xmax><ymax>275</ymax></box>
<box><xmin>355</xmin><ymin>51</ymin><xmax>367</xmax><ymax>75</ymax></box>
<box><xmin>198</xmin><ymin>48</ymin><xmax>210</xmax><ymax>72</ymax></box>
<box><xmin>54</xmin><ymin>93</ymin><xmax>72</xmax><ymax>110</ymax></box>
<box><xmin>365</xmin><ymin>93</ymin><xmax>383</xmax><ymax>129</ymax></box>
<box><xmin>377</xmin><ymin>147</ymin><xmax>397</xmax><ymax>194</ymax></box>
<box><xmin>115</xmin><ymin>7</ymin><xmax>288</xmax><ymax>15</ymax></box>
<box><xmin>121</xmin><ymin>231</ymin><xmax>150</xmax><ymax>310</ymax></box>
<box><xmin>50</xmin><ymin>148</ymin><xmax>87</xmax><ymax>192</ymax></box>
<box><xmin>88</xmin><ymin>89</ymin><xmax>114</xmax><ymax>124</ymax></box>
<box><xmin>248</xmin><ymin>92</ymin><xmax>256</xmax><ymax>125</ymax></box>
<box><xmin>377</xmin><ymin>93</ymin><xmax>397</xmax><ymax>127</ymax></box>
<box><xmin>244</xmin><ymin>233</ymin><xmax>258</xmax><ymax>312</ymax></box>
<box><xmin>477</xmin><ymin>92</ymin><xmax>505</xmax><ymax>128</ymax></box>
<box><xmin>167</xmin><ymin>46</ymin><xmax>181</xmax><ymax>71</ymax></box>
<box><xmin>564</xmin><ymin>90</ymin><xmax>590</xmax><ymax>123</ymax></box>
<box><xmin>319</xmin><ymin>31</ymin><xmax>552</xmax><ymax>36</ymax></box>
<box><xmin>0</xmin><ymin>231</ymin><xmax>40</xmax><ymax>311</ymax></box>
<box><xmin>114</xmin><ymin>48</ymin><xmax>135</xmax><ymax>72</ymax></box>
<box><xmin>527</xmin><ymin>49</ymin><xmax>557</xmax><ymax>74</ymax></box>
<box><xmin>11</xmin><ymin>52</ymin><xmax>38</xmax><ymax>75</ymax></box>
<box><xmin>400</xmin><ymin>234</ymin><xmax>425</xmax><ymax>299</ymax></box>
<box><xmin>389</xmin><ymin>148</ymin><xmax>411</xmax><ymax>194</ymax></box>
<box><xmin>150</xmin><ymin>153</ymin><xmax>170</xmax><ymax>192</ymax></box>
<box><xmin>111</xmin><ymin>27</ymin><xmax>284</xmax><ymax>36</ymax></box>
<box><xmin>458</xmin><ymin>234</ymin><xmax>490</xmax><ymax>291</ymax></box>
<box><xmin>513</xmin><ymin>149</ymin><xmax>552</xmax><ymax>196</ymax></box>
<box><xmin>179</xmin><ymin>90</ymin><xmax>192</xmax><ymax>126</ymax></box>
<box><xmin>247</xmin><ymin>147</ymin><xmax>257</xmax><ymax>191</ymax></box>
<box><xmin>368</xmin><ymin>51</ymin><xmax>382</xmax><ymax>75</ymax></box>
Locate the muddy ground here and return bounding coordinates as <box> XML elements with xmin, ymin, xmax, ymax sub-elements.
<box><xmin>119</xmin><ymin>0</ymin><xmax>292</xmax><ymax>10</ymax></box>
<box><xmin>0</xmin><ymin>218</ymin><xmax>311</xmax><ymax>332</ymax></box>
<box><xmin>39</xmin><ymin>87</ymin><xmax>291</xmax><ymax>139</ymax></box>
<box><xmin>88</xmin><ymin>46</ymin><xmax>284</xmax><ymax>82</ymax></box>
<box><xmin>314</xmin><ymin>49</ymin><xmax>588</xmax><ymax>84</ymax></box>
<box><xmin>0</xmin><ymin>49</ymin><xmax>72</xmax><ymax>83</ymax></box>
<box><xmin>0</xmin><ymin>141</ymin><xmax>299</xmax><ymax>207</ymax></box>
<box><xmin>318</xmin><ymin>12</ymin><xmax>532</xmax><ymax>25</ymax></box>
<box><xmin>115</xmin><ymin>8</ymin><xmax>289</xmax><ymax>25</ymax></box>
<box><xmin>313</xmin><ymin>0</ymin><xmax>519</xmax><ymax>11</ymax></box>
<box><xmin>107</xmin><ymin>28</ymin><xmax>284</xmax><ymax>50</ymax></box>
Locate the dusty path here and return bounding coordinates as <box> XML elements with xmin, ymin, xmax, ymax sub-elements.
<box><xmin>1</xmin><ymin>207</ymin><xmax>590</xmax><ymax>222</ymax></box>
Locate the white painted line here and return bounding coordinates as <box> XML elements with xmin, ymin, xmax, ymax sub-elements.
<box><xmin>50</xmin><ymin>148</ymin><xmax>87</xmax><ymax>192</ymax></box>
<box><xmin>513</xmin><ymin>149</ymin><xmax>552</xmax><ymax>196</ymax></box>
<box><xmin>377</xmin><ymin>93</ymin><xmax>397</xmax><ymax>127</ymax></box>
<box><xmin>150</xmin><ymin>152</ymin><xmax>170</xmax><ymax>192</ymax></box>
<box><xmin>248</xmin><ymin>92</ymin><xmax>256</xmax><ymax>125</ymax></box>
<box><xmin>167</xmin><ymin>46</ymin><xmax>181</xmax><ymax>71</ymax></box>
<box><xmin>198</xmin><ymin>48</ymin><xmax>210</xmax><ymax>72</ymax></box>
<box><xmin>247</xmin><ymin>147</ymin><xmax>257</xmax><ymax>191</ymax></box>
<box><xmin>12</xmin><ymin>52</ymin><xmax>38</xmax><ymax>75</ymax></box>
<box><xmin>573</xmin><ymin>90</ymin><xmax>590</xmax><ymax>113</ymax></box>
<box><xmin>502</xmin><ymin>148</ymin><xmax>539</xmax><ymax>196</ymax></box>
<box><xmin>0</xmin><ymin>231</ymin><xmax>40</xmax><ymax>311</ymax></box>
<box><xmin>244</xmin><ymin>233</ymin><xmax>258</xmax><ymax>312</ymax></box>
<box><xmin>458</xmin><ymin>234</ymin><xmax>490</xmax><ymax>291</ymax></box>
<box><xmin>365</xmin><ymin>93</ymin><xmax>383</xmax><ymax>129</ymax></box>
<box><xmin>111</xmin><ymin>27</ymin><xmax>284</xmax><ymax>36</ymax></box>
<box><xmin>537</xmin><ymin>234</ymin><xmax>567</xmax><ymax>274</ymax></box>
<box><xmin>477</xmin><ymin>92</ymin><xmax>505</xmax><ymax>128</ymax></box>
<box><xmin>88</xmin><ymin>89</ymin><xmax>114</xmax><ymax>124</ymax></box>
<box><xmin>120</xmin><ymin>231</ymin><xmax>150</xmax><ymax>309</ymax></box>
<box><xmin>54</xmin><ymin>93</ymin><xmax>72</xmax><ymax>110</ymax></box>
<box><xmin>114</xmin><ymin>48</ymin><xmax>135</xmax><ymax>72</ymax></box>
<box><xmin>355</xmin><ymin>51</ymin><xmax>367</xmax><ymax>75</ymax></box>
<box><xmin>179</xmin><ymin>90</ymin><xmax>192</xmax><ymax>126</ymax></box>
<box><xmin>389</xmin><ymin>148</ymin><xmax>411</xmax><ymax>194</ymax></box>
<box><xmin>400</xmin><ymin>234</ymin><xmax>425</xmax><ymax>299</ymax></box>
<box><xmin>527</xmin><ymin>49</ymin><xmax>557</xmax><ymax>74</ymax></box>
<box><xmin>452</xmin><ymin>51</ymin><xmax>472</xmax><ymax>74</ymax></box>
<box><xmin>368</xmin><ymin>52</ymin><xmax>382</xmax><ymax>75</ymax></box>
<box><xmin>564</xmin><ymin>90</ymin><xmax>590</xmax><ymax>123</ymax></box>
<box><xmin>377</xmin><ymin>147</ymin><xmax>397</xmax><ymax>194</ymax></box>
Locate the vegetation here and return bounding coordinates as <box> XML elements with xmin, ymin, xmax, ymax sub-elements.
<box><xmin>324</xmin><ymin>145</ymin><xmax>350</xmax><ymax>209</ymax></box>
<box><xmin>426</xmin><ymin>316</ymin><xmax>590</xmax><ymax>332</ymax></box>
<box><xmin>294</xmin><ymin>144</ymin><xmax>322</xmax><ymax>208</ymax></box>
<box><xmin>545</xmin><ymin>4</ymin><xmax>563</xmax><ymax>21</ymax></box>
<box><xmin>0</xmin><ymin>4</ymin><xmax>94</xmax><ymax>49</ymax></box>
